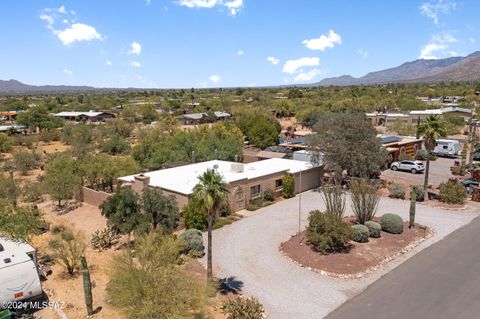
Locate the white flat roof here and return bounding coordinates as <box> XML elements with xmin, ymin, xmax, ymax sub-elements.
<box><xmin>119</xmin><ymin>159</ymin><xmax>314</xmax><ymax>195</ymax></box>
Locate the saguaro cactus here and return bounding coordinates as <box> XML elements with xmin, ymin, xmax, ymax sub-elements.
<box><xmin>409</xmin><ymin>189</ymin><xmax>416</xmax><ymax>229</ymax></box>
<box><xmin>81</xmin><ymin>256</ymin><xmax>94</xmax><ymax>316</ymax></box>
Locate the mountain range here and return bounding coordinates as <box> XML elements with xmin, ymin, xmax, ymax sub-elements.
<box><xmin>316</xmin><ymin>51</ymin><xmax>480</xmax><ymax>86</ymax></box>
<box><xmin>1</xmin><ymin>51</ymin><xmax>480</xmax><ymax>93</ymax></box>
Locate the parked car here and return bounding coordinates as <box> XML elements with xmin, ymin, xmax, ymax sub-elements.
<box><xmin>390</xmin><ymin>160</ymin><xmax>425</xmax><ymax>174</ymax></box>
<box><xmin>458</xmin><ymin>178</ymin><xmax>479</xmax><ymax>187</ymax></box>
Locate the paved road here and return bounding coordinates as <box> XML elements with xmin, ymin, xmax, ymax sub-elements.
<box><xmin>202</xmin><ymin>191</ymin><xmax>479</xmax><ymax>319</ymax></box>
<box><xmin>325</xmin><ymin>215</ymin><xmax>480</xmax><ymax>319</ymax></box>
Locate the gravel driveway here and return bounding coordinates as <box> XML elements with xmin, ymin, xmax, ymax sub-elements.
<box><xmin>202</xmin><ymin>191</ymin><xmax>479</xmax><ymax>319</ymax></box>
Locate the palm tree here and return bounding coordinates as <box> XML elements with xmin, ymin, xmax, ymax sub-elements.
<box><xmin>193</xmin><ymin>168</ymin><xmax>229</xmax><ymax>279</ymax></box>
<box><xmin>417</xmin><ymin>115</ymin><xmax>447</xmax><ymax>196</ymax></box>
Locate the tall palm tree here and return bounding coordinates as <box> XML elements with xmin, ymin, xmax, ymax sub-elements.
<box><xmin>417</xmin><ymin>115</ymin><xmax>447</xmax><ymax>196</ymax></box>
<box><xmin>193</xmin><ymin>168</ymin><xmax>229</xmax><ymax>279</ymax></box>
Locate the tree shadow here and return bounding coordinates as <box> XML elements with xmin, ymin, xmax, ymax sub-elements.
<box><xmin>218</xmin><ymin>276</ymin><xmax>244</xmax><ymax>295</ymax></box>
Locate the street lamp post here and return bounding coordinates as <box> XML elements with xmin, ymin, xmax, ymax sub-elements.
<box><xmin>298</xmin><ymin>167</ymin><xmax>302</xmax><ymax>234</ymax></box>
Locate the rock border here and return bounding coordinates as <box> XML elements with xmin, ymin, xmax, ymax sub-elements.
<box><xmin>280</xmin><ymin>227</ymin><xmax>434</xmax><ymax>280</ymax></box>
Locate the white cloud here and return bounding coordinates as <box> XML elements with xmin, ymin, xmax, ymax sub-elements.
<box><xmin>293</xmin><ymin>69</ymin><xmax>323</xmax><ymax>82</ymax></box>
<box><xmin>209</xmin><ymin>74</ymin><xmax>221</xmax><ymax>83</ymax></box>
<box><xmin>419</xmin><ymin>34</ymin><xmax>457</xmax><ymax>59</ymax></box>
<box><xmin>303</xmin><ymin>30</ymin><xmax>342</xmax><ymax>51</ymax></box>
<box><xmin>129</xmin><ymin>61</ymin><xmax>142</xmax><ymax>67</ymax></box>
<box><xmin>357</xmin><ymin>48</ymin><xmax>369</xmax><ymax>58</ymax></box>
<box><xmin>106</xmin><ymin>59</ymin><xmax>112</xmax><ymax>66</ymax></box>
<box><xmin>62</xmin><ymin>68</ymin><xmax>73</xmax><ymax>78</ymax></box>
<box><xmin>282</xmin><ymin>57</ymin><xmax>320</xmax><ymax>74</ymax></box>
<box><xmin>267</xmin><ymin>56</ymin><xmax>280</xmax><ymax>65</ymax></box>
<box><xmin>177</xmin><ymin>0</ymin><xmax>243</xmax><ymax>16</ymax></box>
<box><xmin>54</xmin><ymin>23</ymin><xmax>104</xmax><ymax>45</ymax></box>
<box><xmin>469</xmin><ymin>37</ymin><xmax>475</xmax><ymax>43</ymax></box>
<box><xmin>237</xmin><ymin>50</ymin><xmax>244</xmax><ymax>56</ymax></box>
<box><xmin>420</xmin><ymin>0</ymin><xmax>456</xmax><ymax>25</ymax></box>
<box><xmin>128</xmin><ymin>41</ymin><xmax>142</xmax><ymax>55</ymax></box>
<box><xmin>40</xmin><ymin>6</ymin><xmax>104</xmax><ymax>46</ymax></box>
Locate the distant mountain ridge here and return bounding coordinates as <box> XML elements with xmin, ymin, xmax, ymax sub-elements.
<box><xmin>0</xmin><ymin>79</ymin><xmax>96</xmax><ymax>94</ymax></box>
<box><xmin>316</xmin><ymin>51</ymin><xmax>480</xmax><ymax>86</ymax></box>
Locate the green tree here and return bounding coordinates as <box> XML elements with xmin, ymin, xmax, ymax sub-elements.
<box><xmin>0</xmin><ymin>173</ymin><xmax>19</xmax><ymax>206</ymax></box>
<box><xmin>13</xmin><ymin>151</ymin><xmax>41</xmax><ymax>175</ymax></box>
<box><xmin>100</xmin><ymin>187</ymin><xmax>148</xmax><ymax>241</ymax></box>
<box><xmin>101</xmin><ymin>135</ymin><xmax>131</xmax><ymax>155</ymax></box>
<box><xmin>44</xmin><ymin>154</ymin><xmax>82</xmax><ymax>206</ymax></box>
<box><xmin>142</xmin><ymin>188</ymin><xmax>179</xmax><ymax>232</ymax></box>
<box><xmin>237</xmin><ymin>115</ymin><xmax>281</xmax><ymax>149</ymax></box>
<box><xmin>16</xmin><ymin>106</ymin><xmax>63</xmax><ymax>131</ymax></box>
<box><xmin>307</xmin><ymin>112</ymin><xmax>389</xmax><ymax>177</ymax></box>
<box><xmin>193</xmin><ymin>169</ymin><xmax>229</xmax><ymax>279</ymax></box>
<box><xmin>417</xmin><ymin>115</ymin><xmax>447</xmax><ymax>194</ymax></box>
<box><xmin>0</xmin><ymin>202</ymin><xmax>45</xmax><ymax>241</ymax></box>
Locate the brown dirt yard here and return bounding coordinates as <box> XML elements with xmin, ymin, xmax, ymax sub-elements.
<box><xmin>281</xmin><ymin>221</ymin><xmax>430</xmax><ymax>278</ymax></box>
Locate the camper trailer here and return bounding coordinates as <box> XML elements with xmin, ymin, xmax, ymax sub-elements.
<box><xmin>0</xmin><ymin>237</ymin><xmax>43</xmax><ymax>306</ymax></box>
<box><xmin>432</xmin><ymin>139</ymin><xmax>461</xmax><ymax>158</ymax></box>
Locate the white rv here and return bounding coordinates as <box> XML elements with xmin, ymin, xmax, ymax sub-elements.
<box><xmin>432</xmin><ymin>139</ymin><xmax>461</xmax><ymax>157</ymax></box>
<box><xmin>0</xmin><ymin>237</ymin><xmax>43</xmax><ymax>306</ymax></box>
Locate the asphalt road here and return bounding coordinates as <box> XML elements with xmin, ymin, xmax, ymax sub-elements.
<box><xmin>325</xmin><ymin>216</ymin><xmax>480</xmax><ymax>319</ymax></box>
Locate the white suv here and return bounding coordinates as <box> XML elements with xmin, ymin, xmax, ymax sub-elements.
<box><xmin>390</xmin><ymin>160</ymin><xmax>425</xmax><ymax>174</ymax></box>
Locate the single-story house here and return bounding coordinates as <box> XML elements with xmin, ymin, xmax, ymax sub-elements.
<box><xmin>177</xmin><ymin>111</ymin><xmax>232</xmax><ymax>125</ymax></box>
<box><xmin>54</xmin><ymin>111</ymin><xmax>115</xmax><ymax>122</ymax></box>
<box><xmin>0</xmin><ymin>124</ymin><xmax>26</xmax><ymax>134</ymax></box>
<box><xmin>378</xmin><ymin>135</ymin><xmax>423</xmax><ymax>163</ymax></box>
<box><xmin>0</xmin><ymin>111</ymin><xmax>21</xmax><ymax>121</ymax></box>
<box><xmin>367</xmin><ymin>106</ymin><xmax>473</xmax><ymax>126</ymax></box>
<box><xmin>118</xmin><ymin>158</ymin><xmax>322</xmax><ymax>212</ymax></box>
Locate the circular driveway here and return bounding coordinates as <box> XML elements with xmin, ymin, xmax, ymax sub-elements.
<box><xmin>203</xmin><ymin>191</ymin><xmax>479</xmax><ymax>319</ymax></box>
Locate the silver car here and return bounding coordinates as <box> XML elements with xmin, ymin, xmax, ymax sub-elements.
<box><xmin>390</xmin><ymin>160</ymin><xmax>425</xmax><ymax>174</ymax></box>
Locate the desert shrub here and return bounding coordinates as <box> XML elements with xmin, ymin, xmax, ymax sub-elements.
<box><xmin>388</xmin><ymin>183</ymin><xmax>406</xmax><ymax>199</ymax></box>
<box><xmin>416</xmin><ymin>149</ymin><xmax>428</xmax><ymax>160</ymax></box>
<box><xmin>48</xmin><ymin>226</ymin><xmax>86</xmax><ymax>275</ymax></box>
<box><xmin>13</xmin><ymin>151</ymin><xmax>41</xmax><ymax>175</ymax></box>
<box><xmin>91</xmin><ymin>227</ymin><xmax>120</xmax><ymax>251</ymax></box>
<box><xmin>183</xmin><ymin>201</ymin><xmax>207</xmax><ymax>231</ymax></box>
<box><xmin>321</xmin><ymin>184</ymin><xmax>346</xmax><ymax>219</ymax></box>
<box><xmin>0</xmin><ymin>203</ymin><xmax>46</xmax><ymax>241</ymax></box>
<box><xmin>306</xmin><ymin>210</ymin><xmax>352</xmax><ymax>254</ymax></box>
<box><xmin>380</xmin><ymin>213</ymin><xmax>404</xmax><ymax>234</ymax></box>
<box><xmin>108</xmin><ymin>232</ymin><xmax>209</xmax><ymax>318</ymax></box>
<box><xmin>411</xmin><ymin>185</ymin><xmax>425</xmax><ymax>202</ymax></box>
<box><xmin>221</xmin><ymin>297</ymin><xmax>265</xmax><ymax>319</ymax></box>
<box><xmin>11</xmin><ymin>135</ymin><xmax>38</xmax><ymax>149</ymax></box>
<box><xmin>365</xmin><ymin>221</ymin><xmax>382</xmax><ymax>238</ymax></box>
<box><xmin>438</xmin><ymin>180</ymin><xmax>467</xmax><ymax>204</ymax></box>
<box><xmin>282</xmin><ymin>174</ymin><xmax>295</xmax><ymax>198</ymax></box>
<box><xmin>179</xmin><ymin>229</ymin><xmax>205</xmax><ymax>258</ymax></box>
<box><xmin>101</xmin><ymin>135</ymin><xmax>131</xmax><ymax>155</ymax></box>
<box><xmin>350</xmin><ymin>179</ymin><xmax>379</xmax><ymax>224</ymax></box>
<box><xmin>263</xmin><ymin>189</ymin><xmax>274</xmax><ymax>201</ymax></box>
<box><xmin>40</xmin><ymin>129</ymin><xmax>61</xmax><ymax>143</ymax></box>
<box><xmin>0</xmin><ymin>134</ymin><xmax>12</xmax><ymax>153</ymax></box>
<box><xmin>22</xmin><ymin>182</ymin><xmax>44</xmax><ymax>203</ymax></box>
<box><xmin>351</xmin><ymin>224</ymin><xmax>369</xmax><ymax>243</ymax></box>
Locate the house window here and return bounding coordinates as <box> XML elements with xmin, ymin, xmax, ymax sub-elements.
<box><xmin>250</xmin><ymin>185</ymin><xmax>261</xmax><ymax>198</ymax></box>
<box><xmin>275</xmin><ymin>179</ymin><xmax>283</xmax><ymax>190</ymax></box>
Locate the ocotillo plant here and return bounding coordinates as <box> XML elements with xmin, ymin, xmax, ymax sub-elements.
<box><xmin>409</xmin><ymin>189</ymin><xmax>416</xmax><ymax>229</ymax></box>
<box><xmin>81</xmin><ymin>256</ymin><xmax>94</xmax><ymax>316</ymax></box>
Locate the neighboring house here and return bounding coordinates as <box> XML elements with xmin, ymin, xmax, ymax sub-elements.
<box><xmin>118</xmin><ymin>158</ymin><xmax>322</xmax><ymax>212</ymax></box>
<box><xmin>0</xmin><ymin>124</ymin><xmax>26</xmax><ymax>134</ymax></box>
<box><xmin>378</xmin><ymin>135</ymin><xmax>423</xmax><ymax>163</ymax></box>
<box><xmin>367</xmin><ymin>106</ymin><xmax>473</xmax><ymax>126</ymax></box>
<box><xmin>0</xmin><ymin>111</ymin><xmax>21</xmax><ymax>121</ymax></box>
<box><xmin>278</xmin><ymin>136</ymin><xmax>308</xmax><ymax>151</ymax></box>
<box><xmin>54</xmin><ymin>111</ymin><xmax>115</xmax><ymax>122</ymax></box>
<box><xmin>177</xmin><ymin>111</ymin><xmax>232</xmax><ymax>125</ymax></box>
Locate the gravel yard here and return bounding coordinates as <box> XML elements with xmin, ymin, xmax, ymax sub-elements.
<box><xmin>202</xmin><ymin>191</ymin><xmax>479</xmax><ymax>319</ymax></box>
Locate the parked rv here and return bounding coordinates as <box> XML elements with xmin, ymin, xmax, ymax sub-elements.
<box><xmin>431</xmin><ymin>139</ymin><xmax>461</xmax><ymax>158</ymax></box>
<box><xmin>0</xmin><ymin>237</ymin><xmax>43</xmax><ymax>307</ymax></box>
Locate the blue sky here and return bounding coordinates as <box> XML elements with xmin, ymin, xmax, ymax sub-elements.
<box><xmin>0</xmin><ymin>0</ymin><xmax>478</xmax><ymax>88</ymax></box>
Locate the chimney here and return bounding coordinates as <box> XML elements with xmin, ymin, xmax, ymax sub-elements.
<box><xmin>133</xmin><ymin>174</ymin><xmax>150</xmax><ymax>193</ymax></box>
